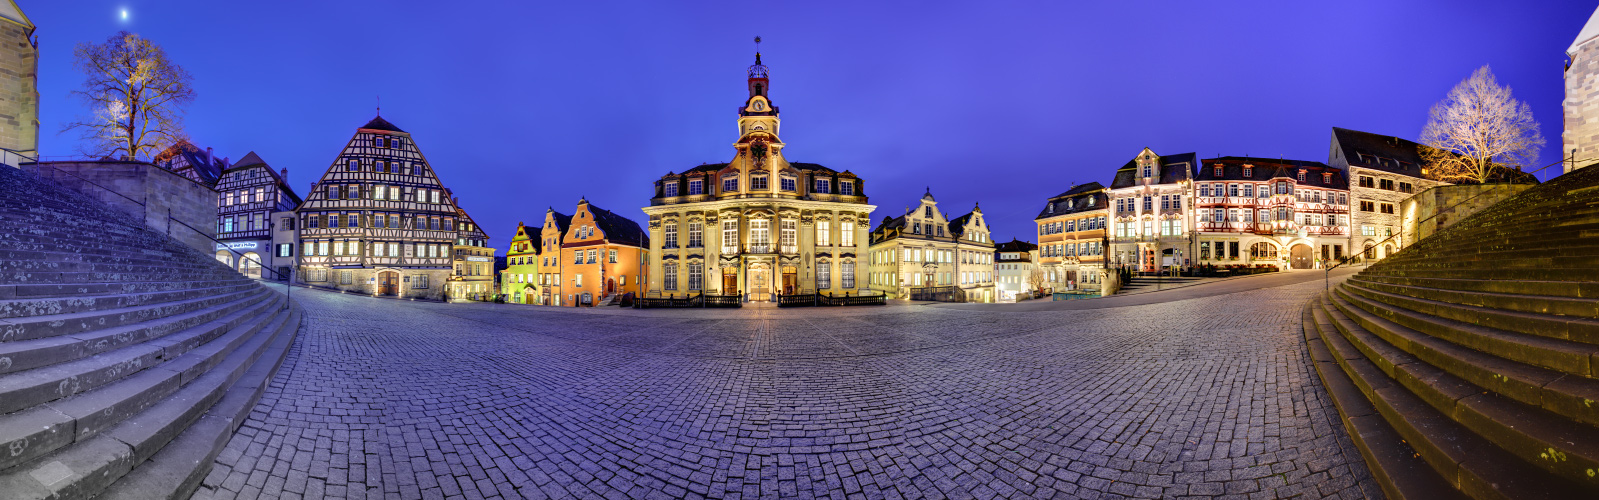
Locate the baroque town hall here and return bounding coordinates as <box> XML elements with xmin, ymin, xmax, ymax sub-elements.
<box><xmin>294</xmin><ymin>116</ymin><xmax>483</xmax><ymax>300</ymax></box>
<box><xmin>642</xmin><ymin>52</ymin><xmax>875</xmax><ymax>301</ymax></box>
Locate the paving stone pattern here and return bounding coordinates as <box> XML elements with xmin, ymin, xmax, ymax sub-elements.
<box><xmin>197</xmin><ymin>277</ymin><xmax>1376</xmax><ymax>499</ymax></box>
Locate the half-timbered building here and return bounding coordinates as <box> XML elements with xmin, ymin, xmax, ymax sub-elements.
<box><xmin>294</xmin><ymin>115</ymin><xmax>463</xmax><ymax>300</ymax></box>
<box><xmin>1193</xmin><ymin>157</ymin><xmax>1350</xmax><ymax>270</ymax></box>
<box><xmin>154</xmin><ymin>141</ymin><xmax>226</xmax><ymax>188</ymax></box>
<box><xmin>213</xmin><ymin>151</ymin><xmax>301</xmax><ymax>279</ymax></box>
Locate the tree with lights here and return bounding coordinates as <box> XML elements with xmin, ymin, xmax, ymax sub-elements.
<box><xmin>64</xmin><ymin>31</ymin><xmax>195</xmax><ymax>161</ymax></box>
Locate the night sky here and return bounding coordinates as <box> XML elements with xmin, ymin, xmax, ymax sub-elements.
<box><xmin>23</xmin><ymin>1</ymin><xmax>1598</xmax><ymax>247</ymax></box>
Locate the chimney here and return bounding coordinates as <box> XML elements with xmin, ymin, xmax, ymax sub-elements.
<box><xmin>205</xmin><ymin>147</ymin><xmax>214</xmax><ymax>167</ymax></box>
<box><xmin>454</xmin><ymin>197</ymin><xmax>459</xmax><ymax>205</ymax></box>
<box><xmin>280</xmin><ymin>167</ymin><xmax>287</xmax><ymax>178</ymax></box>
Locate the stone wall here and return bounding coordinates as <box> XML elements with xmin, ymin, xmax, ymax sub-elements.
<box><xmin>0</xmin><ymin>20</ymin><xmax>36</xmax><ymax>166</ymax></box>
<box><xmin>1401</xmin><ymin>183</ymin><xmax>1534</xmax><ymax>242</ymax></box>
<box><xmin>1567</xmin><ymin>40</ymin><xmax>1599</xmax><ymax>174</ymax></box>
<box><xmin>23</xmin><ymin>160</ymin><xmax>218</xmax><ymax>253</ymax></box>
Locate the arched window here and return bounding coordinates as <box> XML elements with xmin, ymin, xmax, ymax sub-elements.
<box><xmin>1250</xmin><ymin>242</ymin><xmax>1278</xmax><ymax>260</ymax></box>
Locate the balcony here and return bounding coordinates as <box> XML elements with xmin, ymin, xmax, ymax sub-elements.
<box><xmin>721</xmin><ymin>245</ymin><xmax>739</xmax><ymax>255</ymax></box>
<box><xmin>780</xmin><ymin>245</ymin><xmax>798</xmax><ymax>255</ymax></box>
<box><xmin>747</xmin><ymin>244</ymin><xmax>772</xmax><ymax>254</ymax></box>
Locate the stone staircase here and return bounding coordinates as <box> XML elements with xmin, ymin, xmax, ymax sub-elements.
<box><xmin>1117</xmin><ymin>275</ymin><xmax>1203</xmax><ymax>293</ymax></box>
<box><xmin>0</xmin><ymin>166</ymin><xmax>300</xmax><ymax>499</ymax></box>
<box><xmin>1304</xmin><ymin>165</ymin><xmax>1599</xmax><ymax>499</ymax></box>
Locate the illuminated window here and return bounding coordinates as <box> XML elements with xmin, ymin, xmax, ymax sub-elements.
<box><xmin>751</xmin><ymin>175</ymin><xmax>768</xmax><ymax>190</ymax></box>
<box><xmin>817</xmin><ymin>221</ymin><xmax>831</xmax><ymax>246</ymax></box>
<box><xmin>840</xmin><ymin>181</ymin><xmax>854</xmax><ymax>195</ymax></box>
<box><xmin>688</xmin><ymin>221</ymin><xmax>703</xmax><ymax>248</ymax></box>
<box><xmin>664</xmin><ymin>182</ymin><xmax>678</xmax><ymax>197</ymax></box>
<box><xmin>814</xmin><ymin>179</ymin><xmax>830</xmax><ymax>194</ymax></box>
<box><xmin>664</xmin><ymin>264</ymin><xmax>678</xmax><ymax>290</ymax></box>
<box><xmin>609</xmin><ymin>250</ymin><xmax>617</xmax><ymax>263</ymax></box>
<box><xmin>780</xmin><ymin>176</ymin><xmax>796</xmax><ymax>191</ymax></box>
<box><xmin>841</xmin><ymin>221</ymin><xmax>854</xmax><ymax>247</ymax></box>
<box><xmin>723</xmin><ymin>177</ymin><xmax>738</xmax><ymax>193</ymax></box>
<box><xmin>688</xmin><ymin>263</ymin><xmax>702</xmax><ymax>291</ymax></box>
<box><xmin>689</xmin><ymin>179</ymin><xmax>704</xmax><ymax>195</ymax></box>
<box><xmin>664</xmin><ymin>222</ymin><xmax>678</xmax><ymax>248</ymax></box>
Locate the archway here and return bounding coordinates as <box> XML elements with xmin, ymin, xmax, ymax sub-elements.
<box><xmin>1249</xmin><ymin>242</ymin><xmax>1278</xmax><ymax>261</ymax></box>
<box><xmin>1363</xmin><ymin>242</ymin><xmax>1375</xmax><ymax>260</ymax></box>
<box><xmin>1382</xmin><ymin>244</ymin><xmax>1394</xmax><ymax>259</ymax></box>
<box><xmin>749</xmin><ymin>262</ymin><xmax>771</xmax><ymax>301</ymax></box>
<box><xmin>1289</xmin><ymin>244</ymin><xmax>1313</xmax><ymax>269</ymax></box>
<box><xmin>781</xmin><ymin>266</ymin><xmax>797</xmax><ymax>295</ymax></box>
<box><xmin>215</xmin><ymin>251</ymin><xmax>233</xmax><ymax>268</ymax></box>
<box><xmin>239</xmin><ymin>252</ymin><xmax>262</xmax><ymax>278</ymax></box>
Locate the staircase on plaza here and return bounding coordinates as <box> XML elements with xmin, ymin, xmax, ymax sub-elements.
<box><xmin>1304</xmin><ymin>164</ymin><xmax>1599</xmax><ymax>499</ymax></box>
<box><xmin>1117</xmin><ymin>275</ymin><xmax>1204</xmax><ymax>293</ymax></box>
<box><xmin>0</xmin><ymin>166</ymin><xmax>300</xmax><ymax>499</ymax></box>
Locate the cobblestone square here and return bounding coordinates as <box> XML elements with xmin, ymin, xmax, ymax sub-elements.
<box><xmin>198</xmin><ymin>272</ymin><xmax>1375</xmax><ymax>499</ymax></box>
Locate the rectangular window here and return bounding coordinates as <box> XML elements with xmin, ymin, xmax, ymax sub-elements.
<box><xmin>664</xmin><ymin>183</ymin><xmax>678</xmax><ymax>197</ymax></box>
<box><xmin>842</xmin><ymin>261</ymin><xmax>855</xmax><ymax>289</ymax></box>
<box><xmin>1360</xmin><ymin>201</ymin><xmax>1375</xmax><ymax>212</ymax></box>
<box><xmin>722</xmin><ymin>220</ymin><xmax>739</xmax><ymax>250</ymax></box>
<box><xmin>723</xmin><ymin>177</ymin><xmax>738</xmax><ymax>193</ymax></box>
<box><xmin>689</xmin><ymin>179</ymin><xmax>704</xmax><ymax>195</ymax></box>
<box><xmin>664</xmin><ymin>222</ymin><xmax>678</xmax><ymax>248</ymax></box>
<box><xmin>339</xmin><ymin>270</ymin><xmax>353</xmax><ymax>285</ymax></box>
<box><xmin>751</xmin><ymin>176</ymin><xmax>768</xmax><ymax>190</ymax></box>
<box><xmin>347</xmin><ymin>159</ymin><xmax>359</xmax><ymax>171</ymax></box>
<box><xmin>818</xmin><ymin>261</ymin><xmax>831</xmax><ymax>289</ymax></box>
<box><xmin>840</xmin><ymin>182</ymin><xmax>854</xmax><ymax>195</ymax></box>
<box><xmin>780</xmin><ymin>177</ymin><xmax>796</xmax><ymax>192</ymax></box>
<box><xmin>1143</xmin><ymin>196</ymin><xmax>1153</xmax><ymax>211</ymax></box>
<box><xmin>1379</xmin><ymin>179</ymin><xmax>1395</xmax><ymax>190</ymax></box>
<box><xmin>814</xmin><ymin>179</ymin><xmax>830</xmax><ymax>194</ymax></box>
<box><xmin>665</xmin><ymin>264</ymin><xmax>678</xmax><ymax>290</ymax></box>
<box><xmin>1380</xmin><ymin>203</ymin><xmax>1395</xmax><ymax>214</ymax></box>
<box><xmin>817</xmin><ymin>220</ymin><xmax>831</xmax><ymax>246</ymax></box>
<box><xmin>688</xmin><ymin>263</ymin><xmax>703</xmax><ymax>291</ymax></box>
<box><xmin>780</xmin><ymin>220</ymin><xmax>796</xmax><ymax>250</ymax></box>
<box><xmin>841</xmin><ymin>221</ymin><xmax>854</xmax><ymax>247</ymax></box>
<box><xmin>609</xmin><ymin>250</ymin><xmax>618</xmax><ymax>263</ymax></box>
<box><xmin>1359</xmin><ymin>176</ymin><xmax>1375</xmax><ymax>188</ymax></box>
<box><xmin>688</xmin><ymin>221</ymin><xmax>704</xmax><ymax>248</ymax></box>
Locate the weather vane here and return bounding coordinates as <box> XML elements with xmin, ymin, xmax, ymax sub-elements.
<box><xmin>754</xmin><ymin>36</ymin><xmax>761</xmax><ymax>52</ymax></box>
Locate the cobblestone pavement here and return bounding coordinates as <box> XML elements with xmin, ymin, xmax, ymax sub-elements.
<box><xmin>196</xmin><ymin>273</ymin><xmax>1376</xmax><ymax>500</ymax></box>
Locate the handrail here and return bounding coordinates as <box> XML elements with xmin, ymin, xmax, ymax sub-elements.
<box><xmin>1322</xmin><ymin>153</ymin><xmax>1582</xmax><ymax>291</ymax></box>
<box><xmin>26</xmin><ymin>162</ymin><xmax>292</xmax><ymax>310</ymax></box>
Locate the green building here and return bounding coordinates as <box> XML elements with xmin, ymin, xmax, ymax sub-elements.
<box><xmin>501</xmin><ymin>222</ymin><xmax>542</xmax><ymax>304</ymax></box>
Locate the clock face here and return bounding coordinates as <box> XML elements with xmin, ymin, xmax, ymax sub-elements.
<box><xmin>752</xmin><ymin>100</ymin><xmax>766</xmax><ymax>111</ymax></box>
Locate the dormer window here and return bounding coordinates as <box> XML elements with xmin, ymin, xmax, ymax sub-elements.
<box><xmin>1047</xmin><ymin>204</ymin><xmax>1053</xmax><ymax>214</ymax></box>
<box><xmin>1214</xmin><ymin>166</ymin><xmax>1223</xmax><ymax>177</ymax></box>
<box><xmin>722</xmin><ymin>176</ymin><xmax>738</xmax><ymax>193</ymax></box>
<box><xmin>751</xmin><ymin>174</ymin><xmax>769</xmax><ymax>190</ymax></box>
<box><xmin>1297</xmin><ymin>170</ymin><xmax>1307</xmax><ymax>182</ymax></box>
<box><xmin>1243</xmin><ymin>166</ymin><xmax>1252</xmax><ymax>177</ymax></box>
<box><xmin>1142</xmin><ymin>164</ymin><xmax>1152</xmax><ymax>178</ymax></box>
<box><xmin>924</xmin><ymin>206</ymin><xmax>933</xmax><ymax>218</ymax></box>
<box><xmin>1323</xmin><ymin>172</ymin><xmax>1333</xmax><ymax>184</ymax></box>
<box><xmin>688</xmin><ymin>179</ymin><xmax>704</xmax><ymax>195</ymax></box>
<box><xmin>814</xmin><ymin>179</ymin><xmax>831</xmax><ymax>194</ymax></box>
<box><xmin>1087</xmin><ymin>197</ymin><xmax>1095</xmax><ymax>207</ymax></box>
<box><xmin>840</xmin><ymin>181</ymin><xmax>855</xmax><ymax>195</ymax></box>
<box><xmin>780</xmin><ymin>176</ymin><xmax>796</xmax><ymax>192</ymax></box>
<box><xmin>664</xmin><ymin>182</ymin><xmax>678</xmax><ymax>197</ymax></box>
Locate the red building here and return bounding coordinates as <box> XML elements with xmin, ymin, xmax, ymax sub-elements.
<box><xmin>1192</xmin><ymin>157</ymin><xmax>1350</xmax><ymax>269</ymax></box>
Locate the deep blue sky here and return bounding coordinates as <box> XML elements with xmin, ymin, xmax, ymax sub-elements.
<box><xmin>24</xmin><ymin>0</ymin><xmax>1597</xmax><ymax>246</ymax></box>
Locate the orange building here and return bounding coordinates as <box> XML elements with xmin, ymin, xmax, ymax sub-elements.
<box><xmin>559</xmin><ymin>198</ymin><xmax>649</xmax><ymax>306</ymax></box>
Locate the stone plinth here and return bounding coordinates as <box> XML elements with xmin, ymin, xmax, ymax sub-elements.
<box><xmin>1400</xmin><ymin>182</ymin><xmax>1533</xmax><ymax>242</ymax></box>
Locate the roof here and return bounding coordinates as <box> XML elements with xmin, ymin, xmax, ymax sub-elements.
<box><xmin>1198</xmin><ymin>157</ymin><xmax>1349</xmax><ymax>189</ymax></box>
<box><xmin>154</xmin><ymin>141</ymin><xmax>225</xmax><ymax>186</ymax></box>
<box><xmin>1329</xmin><ymin>127</ymin><xmax>1429</xmax><ymax>177</ymax></box>
<box><xmin>1109</xmin><ymin>152</ymin><xmax>1196</xmax><ymax>189</ymax></box>
<box><xmin>995</xmin><ymin>239</ymin><xmax>1036</xmax><ymax>253</ymax></box>
<box><xmin>0</xmin><ymin>0</ymin><xmax>32</xmax><ymax>30</ymax></box>
<box><xmin>581</xmin><ymin>201</ymin><xmax>650</xmax><ymax>248</ymax></box>
<box><xmin>1036</xmin><ymin>182</ymin><xmax>1109</xmax><ymax>220</ymax></box>
<box><xmin>1573</xmin><ymin>6</ymin><xmax>1599</xmax><ymax>55</ymax></box>
<box><xmin>221</xmin><ymin>151</ymin><xmax>304</xmax><ymax>205</ymax></box>
<box><xmin>359</xmin><ymin>115</ymin><xmax>406</xmax><ymax>133</ymax></box>
<box><xmin>547</xmin><ymin>210</ymin><xmax>573</xmax><ymax>235</ymax></box>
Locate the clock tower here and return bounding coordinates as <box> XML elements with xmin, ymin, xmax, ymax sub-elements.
<box><xmin>737</xmin><ymin>51</ymin><xmax>783</xmax><ymax>177</ymax></box>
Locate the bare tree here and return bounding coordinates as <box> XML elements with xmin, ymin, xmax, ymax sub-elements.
<box><xmin>1420</xmin><ymin>65</ymin><xmax>1544</xmax><ymax>184</ymax></box>
<box><xmin>64</xmin><ymin>31</ymin><xmax>195</xmax><ymax>161</ymax></box>
<box><xmin>1028</xmin><ymin>264</ymin><xmax>1047</xmax><ymax>297</ymax></box>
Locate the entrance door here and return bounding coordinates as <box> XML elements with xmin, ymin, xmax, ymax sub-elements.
<box><xmin>606</xmin><ymin>279</ymin><xmax>616</xmax><ymax>296</ymax></box>
<box><xmin>1290</xmin><ymin>244</ymin><xmax>1313</xmax><ymax>269</ymax></box>
<box><xmin>782</xmin><ymin>267</ymin><xmax>797</xmax><ymax>295</ymax></box>
<box><xmin>750</xmin><ymin>264</ymin><xmax>771</xmax><ymax>302</ymax></box>
<box><xmin>377</xmin><ymin>271</ymin><xmax>399</xmax><ymax>296</ymax></box>
<box><xmin>723</xmin><ymin>269</ymin><xmax>739</xmax><ymax>295</ymax></box>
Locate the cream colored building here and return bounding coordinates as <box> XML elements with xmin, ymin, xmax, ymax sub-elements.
<box><xmin>1034</xmin><ymin>182</ymin><xmax>1109</xmax><ymax>292</ymax></box>
<box><xmin>1108</xmin><ymin>148</ymin><xmax>1196</xmax><ymax>273</ymax></box>
<box><xmin>641</xmin><ymin>51</ymin><xmax>874</xmax><ymax>301</ymax></box>
<box><xmin>866</xmin><ymin>191</ymin><xmax>995</xmax><ymax>302</ymax></box>
<box><xmin>1327</xmin><ymin>128</ymin><xmax>1449</xmax><ymax>260</ymax></box>
<box><xmin>447</xmin><ymin>207</ymin><xmax>495</xmax><ymax>302</ymax></box>
<box><xmin>1567</xmin><ymin>6</ymin><xmax>1599</xmax><ymax>174</ymax></box>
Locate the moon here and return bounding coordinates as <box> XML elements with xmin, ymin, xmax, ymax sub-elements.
<box><xmin>120</xmin><ymin>9</ymin><xmax>128</xmax><ymax>20</ymax></box>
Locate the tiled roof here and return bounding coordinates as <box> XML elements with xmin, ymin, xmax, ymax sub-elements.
<box><xmin>359</xmin><ymin>116</ymin><xmax>406</xmax><ymax>133</ymax></box>
<box><xmin>547</xmin><ymin>210</ymin><xmax>573</xmax><ymax>235</ymax></box>
<box><xmin>1109</xmin><ymin>153</ymin><xmax>1196</xmax><ymax>189</ymax></box>
<box><xmin>994</xmin><ymin>239</ymin><xmax>1036</xmax><ymax>253</ymax></box>
<box><xmin>1036</xmin><ymin>182</ymin><xmax>1109</xmax><ymax>220</ymax></box>
<box><xmin>1329</xmin><ymin>127</ymin><xmax>1428</xmax><ymax>177</ymax></box>
<box><xmin>583</xmin><ymin>202</ymin><xmax>650</xmax><ymax>248</ymax></box>
<box><xmin>1198</xmin><ymin>157</ymin><xmax>1349</xmax><ymax>189</ymax></box>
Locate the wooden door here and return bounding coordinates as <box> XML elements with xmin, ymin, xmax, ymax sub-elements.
<box><xmin>723</xmin><ymin>271</ymin><xmax>738</xmax><ymax>295</ymax></box>
<box><xmin>377</xmin><ymin>271</ymin><xmax>398</xmax><ymax>295</ymax></box>
<box><xmin>1290</xmin><ymin>244</ymin><xmax>1313</xmax><ymax>269</ymax></box>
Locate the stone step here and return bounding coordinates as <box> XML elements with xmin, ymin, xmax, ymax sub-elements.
<box><xmin>0</xmin><ymin>231</ymin><xmax>195</xmax><ymax>258</ymax></box>
<box><xmin>97</xmin><ymin>304</ymin><xmax>300</xmax><ymax>500</ymax></box>
<box><xmin>1373</xmin><ymin>255</ymin><xmax>1599</xmax><ymax>274</ymax></box>
<box><xmin>0</xmin><ymin>287</ymin><xmax>262</xmax><ymax>343</ymax></box>
<box><xmin>0</xmin><ymin>303</ymin><xmax>295</xmax><ymax>500</ymax></box>
<box><xmin>0</xmin><ymin>259</ymin><xmax>241</xmax><ymax>277</ymax></box>
<box><xmin>1353</xmin><ymin>274</ymin><xmax>1599</xmax><ymax>300</ymax></box>
<box><xmin>1311</xmin><ymin>294</ymin><xmax>1594</xmax><ymax>498</ymax></box>
<box><xmin>1342</xmin><ymin>279</ymin><xmax>1599</xmax><ymax>347</ymax></box>
<box><xmin>1395</xmin><ymin>221</ymin><xmax>1599</xmax><ymax>255</ymax></box>
<box><xmin>1301</xmin><ymin>302</ymin><xmax>1466</xmax><ymax>500</ymax></box>
<box><xmin>1348</xmin><ymin>277</ymin><xmax>1599</xmax><ymax>320</ymax></box>
<box><xmin>0</xmin><ymin>292</ymin><xmax>282</xmax><ymax>472</ymax></box>
<box><xmin>0</xmin><ymin>278</ymin><xmax>257</xmax><ymax>301</ymax></box>
<box><xmin>0</xmin><ymin>287</ymin><xmax>272</xmax><ymax>376</ymax></box>
<box><xmin>1374</xmin><ymin>267</ymin><xmax>1599</xmax><ymax>282</ymax></box>
<box><xmin>1377</xmin><ymin>243</ymin><xmax>1599</xmax><ymax>269</ymax></box>
<box><xmin>0</xmin><ymin>249</ymin><xmax>201</xmax><ymax>270</ymax></box>
<box><xmin>0</xmin><ymin>268</ymin><xmax>245</xmax><ymax>287</ymax></box>
<box><xmin>0</xmin><ymin>289</ymin><xmax>276</xmax><ymax>415</ymax></box>
<box><xmin>1331</xmin><ymin>287</ymin><xmax>1599</xmax><ymax>427</ymax></box>
<box><xmin>0</xmin><ymin>282</ymin><xmax>259</xmax><ymax>320</ymax></box>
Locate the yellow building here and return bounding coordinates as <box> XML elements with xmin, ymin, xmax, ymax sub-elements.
<box><xmin>501</xmin><ymin>222</ymin><xmax>541</xmax><ymax>304</ymax></box>
<box><xmin>447</xmin><ymin>206</ymin><xmax>494</xmax><ymax>302</ymax></box>
<box><xmin>641</xmin><ymin>51</ymin><xmax>874</xmax><ymax>302</ymax></box>
<box><xmin>867</xmin><ymin>190</ymin><xmax>994</xmax><ymax>302</ymax></box>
